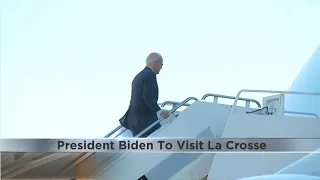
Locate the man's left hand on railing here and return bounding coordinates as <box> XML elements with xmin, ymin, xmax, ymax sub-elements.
<box><xmin>160</xmin><ymin>111</ymin><xmax>170</xmax><ymax>119</ymax></box>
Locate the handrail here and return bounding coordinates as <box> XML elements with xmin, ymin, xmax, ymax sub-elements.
<box><xmin>201</xmin><ymin>93</ymin><xmax>261</xmax><ymax>108</ymax></box>
<box><xmin>135</xmin><ymin>97</ymin><xmax>198</xmax><ymax>137</ymax></box>
<box><xmin>284</xmin><ymin>110</ymin><xmax>319</xmax><ymax>118</ymax></box>
<box><xmin>105</xmin><ymin>100</ymin><xmax>193</xmax><ymax>138</ymax></box>
<box><xmin>229</xmin><ymin>89</ymin><xmax>320</xmax><ymax>116</ymax></box>
<box><xmin>85</xmin><ymin>96</ymin><xmax>199</xmax><ymax>176</ymax></box>
<box><xmin>104</xmin><ymin>100</ymin><xmax>192</xmax><ymax>138</ymax></box>
<box><xmin>59</xmin><ymin>96</ymin><xmax>199</xmax><ymax>176</ymax></box>
<box><xmin>161</xmin><ymin>101</ymin><xmax>191</xmax><ymax>108</ymax></box>
<box><xmin>224</xmin><ymin>89</ymin><xmax>320</xmax><ymax>137</ymax></box>
<box><xmin>104</xmin><ymin>125</ymin><xmax>122</xmax><ymax>138</ymax></box>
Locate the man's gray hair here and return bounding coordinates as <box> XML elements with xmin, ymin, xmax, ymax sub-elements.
<box><xmin>146</xmin><ymin>52</ymin><xmax>163</xmax><ymax>64</ymax></box>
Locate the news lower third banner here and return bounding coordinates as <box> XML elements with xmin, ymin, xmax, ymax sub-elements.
<box><xmin>1</xmin><ymin>138</ymin><xmax>320</xmax><ymax>153</ymax></box>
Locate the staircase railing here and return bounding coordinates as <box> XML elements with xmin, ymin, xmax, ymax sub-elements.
<box><xmin>55</xmin><ymin>97</ymin><xmax>199</xmax><ymax>177</ymax></box>
<box><xmin>82</xmin><ymin>97</ymin><xmax>199</xmax><ymax>177</ymax></box>
<box><xmin>228</xmin><ymin>89</ymin><xmax>320</xmax><ymax>116</ymax></box>
<box><xmin>159</xmin><ymin>93</ymin><xmax>262</xmax><ymax>111</ymax></box>
<box><xmin>104</xmin><ymin>125</ymin><xmax>122</xmax><ymax>138</ymax></box>
<box><xmin>201</xmin><ymin>93</ymin><xmax>261</xmax><ymax>108</ymax></box>
<box><xmin>135</xmin><ymin>97</ymin><xmax>198</xmax><ymax>137</ymax></box>
<box><xmin>223</xmin><ymin>89</ymin><xmax>320</xmax><ymax>137</ymax></box>
<box><xmin>160</xmin><ymin>101</ymin><xmax>191</xmax><ymax>110</ymax></box>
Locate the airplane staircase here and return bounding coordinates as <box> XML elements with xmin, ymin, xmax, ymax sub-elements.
<box><xmin>2</xmin><ymin>89</ymin><xmax>320</xmax><ymax>180</ymax></box>
<box><xmin>1</xmin><ymin>92</ymin><xmax>260</xmax><ymax>179</ymax></box>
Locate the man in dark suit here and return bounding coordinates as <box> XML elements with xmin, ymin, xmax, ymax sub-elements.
<box><xmin>119</xmin><ymin>52</ymin><xmax>170</xmax><ymax>138</ymax></box>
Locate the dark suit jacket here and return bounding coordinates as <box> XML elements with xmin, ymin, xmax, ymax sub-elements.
<box><xmin>119</xmin><ymin>67</ymin><xmax>161</xmax><ymax>134</ymax></box>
